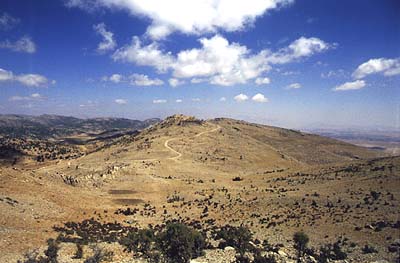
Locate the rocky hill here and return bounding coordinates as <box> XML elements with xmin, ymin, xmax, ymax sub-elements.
<box><xmin>0</xmin><ymin>115</ymin><xmax>397</xmax><ymax>263</ymax></box>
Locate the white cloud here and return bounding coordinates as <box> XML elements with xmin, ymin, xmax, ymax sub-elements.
<box><xmin>175</xmin><ymin>99</ymin><xmax>183</xmax><ymax>103</ymax></box>
<box><xmin>107</xmin><ymin>34</ymin><xmax>332</xmax><ymax>87</ymax></box>
<box><xmin>93</xmin><ymin>23</ymin><xmax>116</xmax><ymax>52</ymax></box>
<box><xmin>173</xmin><ymin>35</ymin><xmax>271</xmax><ymax>86</ymax></box>
<box><xmin>0</xmin><ymin>68</ymin><xmax>53</xmax><ymax>87</ymax></box>
<box><xmin>102</xmin><ymin>73</ymin><xmax>164</xmax><ymax>86</ymax></box>
<box><xmin>109</xmin><ymin>73</ymin><xmax>123</xmax><ymax>83</ymax></box>
<box><xmin>333</xmin><ymin>80</ymin><xmax>366</xmax><ymax>91</ymax></box>
<box><xmin>115</xmin><ymin>98</ymin><xmax>128</xmax><ymax>104</ymax></box>
<box><xmin>15</xmin><ymin>74</ymin><xmax>50</xmax><ymax>87</ymax></box>
<box><xmin>190</xmin><ymin>78</ymin><xmax>207</xmax><ymax>84</ymax></box>
<box><xmin>0</xmin><ymin>13</ymin><xmax>20</xmax><ymax>30</ymax></box>
<box><xmin>252</xmin><ymin>93</ymin><xmax>268</xmax><ymax>102</ymax></box>
<box><xmin>8</xmin><ymin>93</ymin><xmax>46</xmax><ymax>101</ymax></box>
<box><xmin>30</xmin><ymin>93</ymin><xmax>44</xmax><ymax>99</ymax></box>
<box><xmin>169</xmin><ymin>78</ymin><xmax>185</xmax><ymax>87</ymax></box>
<box><xmin>321</xmin><ymin>69</ymin><xmax>346</xmax><ymax>79</ymax></box>
<box><xmin>79</xmin><ymin>100</ymin><xmax>97</xmax><ymax>108</ymax></box>
<box><xmin>234</xmin><ymin>93</ymin><xmax>249</xmax><ymax>102</ymax></box>
<box><xmin>130</xmin><ymin>74</ymin><xmax>163</xmax><ymax>86</ymax></box>
<box><xmin>255</xmin><ymin>77</ymin><xmax>270</xmax><ymax>85</ymax></box>
<box><xmin>153</xmin><ymin>99</ymin><xmax>167</xmax><ymax>104</ymax></box>
<box><xmin>0</xmin><ymin>68</ymin><xmax>14</xmax><ymax>81</ymax></box>
<box><xmin>286</xmin><ymin>82</ymin><xmax>301</xmax><ymax>89</ymax></box>
<box><xmin>0</xmin><ymin>36</ymin><xmax>36</xmax><ymax>53</ymax></box>
<box><xmin>112</xmin><ymin>36</ymin><xmax>173</xmax><ymax>72</ymax></box>
<box><xmin>219</xmin><ymin>97</ymin><xmax>226</xmax><ymax>102</ymax></box>
<box><xmin>267</xmin><ymin>37</ymin><xmax>330</xmax><ymax>64</ymax></box>
<box><xmin>192</xmin><ymin>98</ymin><xmax>201</xmax><ymax>102</ymax></box>
<box><xmin>66</xmin><ymin>0</ymin><xmax>293</xmax><ymax>39</ymax></box>
<box><xmin>111</xmin><ymin>35</ymin><xmax>330</xmax><ymax>86</ymax></box>
<box><xmin>352</xmin><ymin>58</ymin><xmax>400</xmax><ymax>79</ymax></box>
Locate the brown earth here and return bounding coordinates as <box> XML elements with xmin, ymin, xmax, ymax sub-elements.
<box><xmin>0</xmin><ymin>115</ymin><xmax>398</xmax><ymax>262</ymax></box>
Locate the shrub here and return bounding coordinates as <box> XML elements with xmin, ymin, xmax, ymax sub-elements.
<box><xmin>17</xmin><ymin>250</ymin><xmax>46</xmax><ymax>263</ymax></box>
<box><xmin>293</xmin><ymin>231</ymin><xmax>309</xmax><ymax>260</ymax></box>
<box><xmin>253</xmin><ymin>254</ymin><xmax>277</xmax><ymax>263</ymax></box>
<box><xmin>216</xmin><ymin>225</ymin><xmax>252</xmax><ymax>255</ymax></box>
<box><xmin>235</xmin><ymin>254</ymin><xmax>251</xmax><ymax>263</ymax></box>
<box><xmin>121</xmin><ymin>228</ymin><xmax>155</xmax><ymax>258</ymax></box>
<box><xmin>44</xmin><ymin>239</ymin><xmax>59</xmax><ymax>263</ymax></box>
<box><xmin>83</xmin><ymin>246</ymin><xmax>114</xmax><ymax>263</ymax></box>
<box><xmin>73</xmin><ymin>243</ymin><xmax>83</xmax><ymax>259</ymax></box>
<box><xmin>362</xmin><ymin>244</ymin><xmax>378</xmax><ymax>254</ymax></box>
<box><xmin>317</xmin><ymin>241</ymin><xmax>347</xmax><ymax>263</ymax></box>
<box><xmin>158</xmin><ymin>223</ymin><xmax>205</xmax><ymax>263</ymax></box>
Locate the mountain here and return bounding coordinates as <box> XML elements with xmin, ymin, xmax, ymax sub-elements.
<box><xmin>0</xmin><ymin>114</ymin><xmax>160</xmax><ymax>139</ymax></box>
<box><xmin>0</xmin><ymin>115</ymin><xmax>397</xmax><ymax>263</ymax></box>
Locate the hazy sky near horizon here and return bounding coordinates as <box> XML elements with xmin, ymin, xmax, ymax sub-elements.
<box><xmin>0</xmin><ymin>0</ymin><xmax>399</xmax><ymax>129</ymax></box>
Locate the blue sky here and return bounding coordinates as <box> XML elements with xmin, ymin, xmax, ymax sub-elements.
<box><xmin>0</xmin><ymin>0</ymin><xmax>399</xmax><ymax>129</ymax></box>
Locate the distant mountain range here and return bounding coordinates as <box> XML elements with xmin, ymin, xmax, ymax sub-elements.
<box><xmin>0</xmin><ymin>114</ymin><xmax>160</xmax><ymax>139</ymax></box>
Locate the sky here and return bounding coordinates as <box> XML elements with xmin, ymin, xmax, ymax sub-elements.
<box><xmin>0</xmin><ymin>0</ymin><xmax>399</xmax><ymax>130</ymax></box>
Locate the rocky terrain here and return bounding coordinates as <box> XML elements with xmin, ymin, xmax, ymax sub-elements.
<box><xmin>0</xmin><ymin>114</ymin><xmax>398</xmax><ymax>263</ymax></box>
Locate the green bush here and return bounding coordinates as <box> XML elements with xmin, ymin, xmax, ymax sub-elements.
<box><xmin>73</xmin><ymin>243</ymin><xmax>83</xmax><ymax>259</ymax></box>
<box><xmin>293</xmin><ymin>231</ymin><xmax>309</xmax><ymax>261</ymax></box>
<box><xmin>216</xmin><ymin>225</ymin><xmax>252</xmax><ymax>255</ymax></box>
<box><xmin>44</xmin><ymin>239</ymin><xmax>59</xmax><ymax>263</ymax></box>
<box><xmin>158</xmin><ymin>223</ymin><xmax>205</xmax><ymax>263</ymax></box>
<box><xmin>253</xmin><ymin>254</ymin><xmax>277</xmax><ymax>263</ymax></box>
<box><xmin>83</xmin><ymin>246</ymin><xmax>113</xmax><ymax>263</ymax></box>
<box><xmin>362</xmin><ymin>244</ymin><xmax>378</xmax><ymax>254</ymax></box>
<box><xmin>317</xmin><ymin>241</ymin><xmax>347</xmax><ymax>263</ymax></box>
<box><xmin>122</xmin><ymin>228</ymin><xmax>155</xmax><ymax>256</ymax></box>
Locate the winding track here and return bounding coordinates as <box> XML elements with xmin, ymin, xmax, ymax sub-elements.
<box><xmin>164</xmin><ymin>124</ymin><xmax>221</xmax><ymax>161</ymax></box>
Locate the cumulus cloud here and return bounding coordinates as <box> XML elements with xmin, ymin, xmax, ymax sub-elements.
<box><xmin>267</xmin><ymin>37</ymin><xmax>331</xmax><ymax>64</ymax></box>
<box><xmin>0</xmin><ymin>68</ymin><xmax>14</xmax><ymax>81</ymax></box>
<box><xmin>115</xmin><ymin>98</ymin><xmax>128</xmax><ymax>104</ymax></box>
<box><xmin>352</xmin><ymin>58</ymin><xmax>400</xmax><ymax>79</ymax></box>
<box><xmin>234</xmin><ymin>93</ymin><xmax>249</xmax><ymax>102</ymax></box>
<box><xmin>0</xmin><ymin>36</ymin><xmax>36</xmax><ymax>53</ymax></box>
<box><xmin>0</xmin><ymin>13</ymin><xmax>20</xmax><ymax>30</ymax></box>
<box><xmin>286</xmin><ymin>82</ymin><xmax>301</xmax><ymax>89</ymax></box>
<box><xmin>93</xmin><ymin>23</ymin><xmax>116</xmax><ymax>52</ymax></box>
<box><xmin>15</xmin><ymin>74</ymin><xmax>50</xmax><ymax>87</ymax></box>
<box><xmin>175</xmin><ymin>99</ymin><xmax>183</xmax><ymax>103</ymax></box>
<box><xmin>102</xmin><ymin>73</ymin><xmax>163</xmax><ymax>86</ymax></box>
<box><xmin>252</xmin><ymin>93</ymin><xmax>268</xmax><ymax>102</ymax></box>
<box><xmin>169</xmin><ymin>78</ymin><xmax>185</xmax><ymax>87</ymax></box>
<box><xmin>192</xmin><ymin>98</ymin><xmax>201</xmax><ymax>102</ymax></box>
<box><xmin>111</xmin><ymin>35</ymin><xmax>330</xmax><ymax>86</ymax></box>
<box><xmin>0</xmin><ymin>68</ymin><xmax>53</xmax><ymax>87</ymax></box>
<box><xmin>333</xmin><ymin>80</ymin><xmax>366</xmax><ymax>91</ymax></box>
<box><xmin>112</xmin><ymin>36</ymin><xmax>173</xmax><ymax>72</ymax></box>
<box><xmin>153</xmin><ymin>99</ymin><xmax>167</xmax><ymax>104</ymax></box>
<box><xmin>66</xmin><ymin>0</ymin><xmax>293</xmax><ymax>39</ymax></box>
<box><xmin>109</xmin><ymin>73</ymin><xmax>123</xmax><ymax>83</ymax></box>
<box><xmin>190</xmin><ymin>78</ymin><xmax>207</xmax><ymax>84</ymax></box>
<box><xmin>130</xmin><ymin>74</ymin><xmax>164</xmax><ymax>86</ymax></box>
<box><xmin>173</xmin><ymin>35</ymin><xmax>271</xmax><ymax>86</ymax></box>
<box><xmin>220</xmin><ymin>97</ymin><xmax>227</xmax><ymax>102</ymax></box>
<box><xmin>255</xmin><ymin>77</ymin><xmax>270</xmax><ymax>85</ymax></box>
<box><xmin>9</xmin><ymin>93</ymin><xmax>46</xmax><ymax>101</ymax></box>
